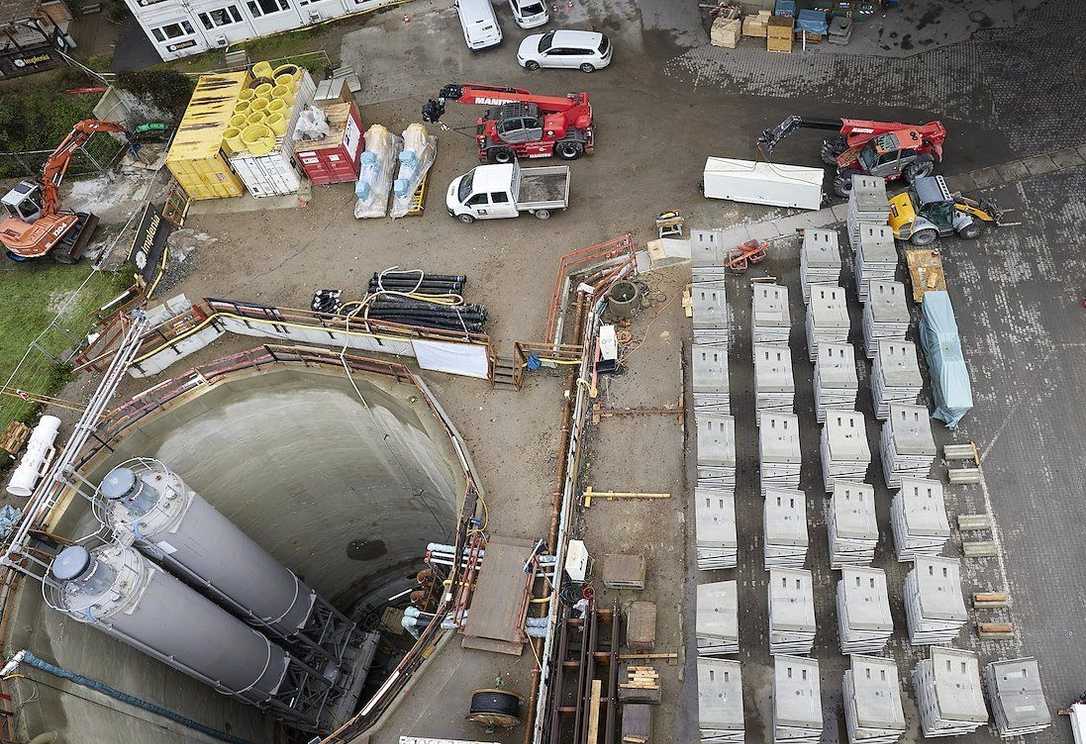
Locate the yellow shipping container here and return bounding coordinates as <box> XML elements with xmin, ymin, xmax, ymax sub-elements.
<box><xmin>166</xmin><ymin>71</ymin><xmax>250</xmax><ymax>200</ymax></box>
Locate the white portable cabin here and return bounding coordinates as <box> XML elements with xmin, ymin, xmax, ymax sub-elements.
<box><xmin>703</xmin><ymin>157</ymin><xmax>824</xmax><ymax>211</ymax></box>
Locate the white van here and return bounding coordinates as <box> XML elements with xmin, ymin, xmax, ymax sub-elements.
<box><xmin>455</xmin><ymin>0</ymin><xmax>503</xmax><ymax>50</ymax></box>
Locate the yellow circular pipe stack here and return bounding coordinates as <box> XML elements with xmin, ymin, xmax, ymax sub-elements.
<box><xmin>272</xmin><ymin>84</ymin><xmax>295</xmax><ymax>105</ymax></box>
<box><xmin>241</xmin><ymin>124</ymin><xmax>274</xmax><ymax>156</ymax></box>
<box><xmin>251</xmin><ymin>60</ymin><xmax>274</xmax><ymax>79</ymax></box>
<box><xmin>238</xmin><ymin>88</ymin><xmax>255</xmax><ymax>102</ymax></box>
<box><xmin>246</xmin><ymin>110</ymin><xmax>266</xmax><ymax>126</ymax></box>
<box><xmin>272</xmin><ymin>63</ymin><xmax>299</xmax><ymax>80</ymax></box>
<box><xmin>229</xmin><ymin>113</ymin><xmax>249</xmax><ymax>129</ymax></box>
<box><xmin>266</xmin><ymin>98</ymin><xmax>286</xmax><ymax>115</ymax></box>
<box><xmin>233</xmin><ymin>100</ymin><xmax>250</xmax><ymax>115</ymax></box>
<box><xmin>266</xmin><ymin>112</ymin><xmax>286</xmax><ymax>136</ymax></box>
<box><xmin>222</xmin><ymin>127</ymin><xmax>243</xmax><ymax>154</ymax></box>
<box><xmin>254</xmin><ymin>82</ymin><xmax>274</xmax><ymax>98</ymax></box>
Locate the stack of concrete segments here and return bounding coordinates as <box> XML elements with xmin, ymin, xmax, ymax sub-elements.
<box><xmin>754</xmin><ymin>343</ymin><xmax>795</xmax><ymax>424</ymax></box>
<box><xmin>752</xmin><ymin>283</ymin><xmax>791</xmax><ymax>344</ymax></box>
<box><xmin>880</xmin><ymin>404</ymin><xmax>937</xmax><ymax>489</ymax></box>
<box><xmin>759</xmin><ymin>413</ymin><xmax>802</xmax><ymax>496</ymax></box>
<box><xmin>843</xmin><ymin>655</ymin><xmax>907</xmax><ymax>744</ymax></box>
<box><xmin>836</xmin><ymin>566</ymin><xmax>893</xmax><ymax>654</ymax></box>
<box><xmin>912</xmin><ymin>647</ymin><xmax>988</xmax><ymax>737</ymax></box>
<box><xmin>763</xmin><ymin>487</ymin><xmax>808</xmax><ymax>569</ymax></box>
<box><xmin>847</xmin><ymin>174</ymin><xmax>888</xmax><ymax>247</ymax></box>
<box><xmin>693</xmin><ymin>344</ymin><xmax>731</xmax><ymax>414</ymax></box>
<box><xmin>772</xmin><ymin>655</ymin><xmax>822</xmax><ymax>744</ymax></box>
<box><xmin>814</xmin><ymin>343</ymin><xmax>858</xmax><ymax>423</ymax></box>
<box><xmin>861</xmin><ymin>281</ymin><xmax>910</xmax><ymax>358</ymax></box>
<box><xmin>696</xmin><ymin>580</ymin><xmax>739</xmax><ymax>656</ymax></box>
<box><xmin>890</xmin><ymin>477</ymin><xmax>950</xmax><ymax>560</ymax></box>
<box><xmin>695</xmin><ymin>486</ymin><xmax>738</xmax><ymax>570</ymax></box>
<box><xmin>983</xmin><ymin>657</ymin><xmax>1052</xmax><ymax>737</ymax></box>
<box><xmin>768</xmin><ymin>568</ymin><xmax>816</xmax><ymax>655</ymax></box>
<box><xmin>903</xmin><ymin>555</ymin><xmax>967</xmax><ymax>645</ymax></box>
<box><xmin>827</xmin><ymin>481</ymin><xmax>878</xmax><ymax>568</ymax></box>
<box><xmin>690</xmin><ymin>228</ymin><xmax>726</xmax><ymax>267</ymax></box>
<box><xmin>871</xmin><ymin>340</ymin><xmax>923</xmax><ymax>420</ymax></box>
<box><xmin>805</xmin><ymin>285</ymin><xmax>849</xmax><ymax>362</ymax></box>
<box><xmin>853</xmin><ymin>224</ymin><xmax>897</xmax><ymax>303</ymax></box>
<box><xmin>800</xmin><ymin>228</ymin><xmax>842</xmax><ymax>304</ymax></box>
<box><xmin>698</xmin><ymin>658</ymin><xmax>745</xmax><ymax>743</ymax></box>
<box><xmin>696</xmin><ymin>413</ymin><xmax>736</xmax><ymax>490</ymax></box>
<box><xmin>820</xmin><ymin>410</ymin><xmax>871</xmax><ymax>493</ymax></box>
<box><xmin>692</xmin><ymin>269</ymin><xmax>729</xmax><ymax>346</ymax></box>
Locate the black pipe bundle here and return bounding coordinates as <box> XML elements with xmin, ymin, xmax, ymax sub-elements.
<box><xmin>369</xmin><ymin>271</ymin><xmax>466</xmax><ymax>295</ymax></box>
<box><xmin>311</xmin><ymin>288</ymin><xmax>342</xmax><ymax>314</ymax></box>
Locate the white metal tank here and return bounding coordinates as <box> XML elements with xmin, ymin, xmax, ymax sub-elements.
<box><xmin>47</xmin><ymin>543</ymin><xmax>290</xmax><ymax>707</ymax></box>
<box><xmin>97</xmin><ymin>460</ymin><xmax>317</xmax><ymax>638</ymax></box>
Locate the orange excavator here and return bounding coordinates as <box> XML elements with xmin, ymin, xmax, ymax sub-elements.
<box><xmin>1</xmin><ymin>119</ymin><xmax>127</xmax><ymax>264</ymax></box>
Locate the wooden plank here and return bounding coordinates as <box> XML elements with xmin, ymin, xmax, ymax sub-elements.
<box><xmin>461</xmin><ymin>534</ymin><xmax>536</xmax><ymax>654</ymax></box>
<box><xmin>905</xmin><ymin>248</ymin><xmax>946</xmax><ymax>303</ymax></box>
<box><xmin>586</xmin><ymin>680</ymin><xmax>602</xmax><ymax>744</ymax></box>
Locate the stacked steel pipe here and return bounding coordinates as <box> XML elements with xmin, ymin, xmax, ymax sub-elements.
<box><xmin>363</xmin><ymin>271</ymin><xmax>488</xmax><ymax>332</ymax></box>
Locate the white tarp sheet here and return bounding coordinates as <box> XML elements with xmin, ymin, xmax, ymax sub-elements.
<box><xmin>413</xmin><ymin>340</ymin><xmax>489</xmax><ymax>379</ymax></box>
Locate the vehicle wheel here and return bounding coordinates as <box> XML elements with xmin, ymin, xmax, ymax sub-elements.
<box><xmin>821</xmin><ymin>135</ymin><xmax>847</xmax><ymax>165</ymax></box>
<box><xmin>524</xmin><ymin>60</ymin><xmax>541</xmax><ymax>71</ymax></box>
<box><xmin>555</xmin><ymin>141</ymin><xmax>583</xmax><ymax>160</ymax></box>
<box><xmin>956</xmin><ymin>220</ymin><xmax>981</xmax><ymax>240</ymax></box>
<box><xmin>904</xmin><ymin>158</ymin><xmax>934</xmax><ymax>183</ymax></box>
<box><xmin>833</xmin><ymin>171</ymin><xmax>859</xmax><ymax>198</ymax></box>
<box><xmin>910</xmin><ymin>228</ymin><xmax>938</xmax><ymax>246</ymax></box>
<box><xmin>488</xmin><ymin>147</ymin><xmax>515</xmax><ymax>164</ymax></box>
<box><xmin>534</xmin><ymin>209</ymin><xmax>551</xmax><ymax>220</ymax></box>
<box><xmin>579</xmin><ymin>63</ymin><xmax>596</xmax><ymax>73</ymax></box>
<box><xmin>457</xmin><ymin>214</ymin><xmax>475</xmax><ymax>224</ymax></box>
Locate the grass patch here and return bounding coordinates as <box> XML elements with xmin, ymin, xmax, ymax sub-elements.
<box><xmin>160</xmin><ymin>29</ymin><xmax>334</xmax><ymax>75</ymax></box>
<box><xmin>0</xmin><ymin>263</ymin><xmax>130</xmax><ymax>430</ymax></box>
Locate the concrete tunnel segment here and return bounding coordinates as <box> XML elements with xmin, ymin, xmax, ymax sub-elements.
<box><xmin>3</xmin><ymin>363</ymin><xmax>473</xmax><ymax>744</ymax></box>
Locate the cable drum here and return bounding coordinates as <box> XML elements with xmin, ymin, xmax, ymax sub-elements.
<box><xmin>467</xmin><ymin>688</ymin><xmax>522</xmax><ymax>728</ymax></box>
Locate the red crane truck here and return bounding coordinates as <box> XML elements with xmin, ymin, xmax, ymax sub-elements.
<box><xmin>422</xmin><ymin>83</ymin><xmax>594</xmax><ymax>164</ymax></box>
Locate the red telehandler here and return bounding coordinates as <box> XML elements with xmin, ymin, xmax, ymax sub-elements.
<box><xmin>1</xmin><ymin>119</ymin><xmax>127</xmax><ymax>263</ymax></box>
<box><xmin>758</xmin><ymin>114</ymin><xmax>948</xmax><ymax>197</ymax></box>
<box><xmin>422</xmin><ymin>83</ymin><xmax>594</xmax><ymax>164</ymax></box>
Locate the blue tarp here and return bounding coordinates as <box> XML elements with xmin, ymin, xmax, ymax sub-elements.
<box><xmin>919</xmin><ymin>291</ymin><xmax>973</xmax><ymax>429</ymax></box>
<box><xmin>796</xmin><ymin>9</ymin><xmax>828</xmax><ymax>35</ymax></box>
<box><xmin>774</xmin><ymin>0</ymin><xmax>796</xmax><ymax>17</ymax></box>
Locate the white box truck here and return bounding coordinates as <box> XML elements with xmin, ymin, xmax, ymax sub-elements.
<box><xmin>703</xmin><ymin>157</ymin><xmax>824</xmax><ymax>211</ymax></box>
<box><xmin>446</xmin><ymin>162</ymin><xmax>570</xmax><ymax>223</ymax></box>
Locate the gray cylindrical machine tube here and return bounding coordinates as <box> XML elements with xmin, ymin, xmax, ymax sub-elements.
<box><xmin>53</xmin><ymin>546</ymin><xmax>291</xmax><ymax>707</ymax></box>
<box><xmin>106</xmin><ymin>466</ymin><xmax>316</xmax><ymax>636</ymax></box>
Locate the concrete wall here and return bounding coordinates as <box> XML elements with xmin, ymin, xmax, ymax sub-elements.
<box><xmin>4</xmin><ymin>366</ymin><xmax>467</xmax><ymax>744</ymax></box>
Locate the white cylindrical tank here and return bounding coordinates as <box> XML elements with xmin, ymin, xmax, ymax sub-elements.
<box><xmin>6</xmin><ymin>415</ymin><xmax>61</xmax><ymax>497</ymax></box>
<box><xmin>48</xmin><ymin>543</ymin><xmax>290</xmax><ymax>707</ymax></box>
<box><xmin>98</xmin><ymin>461</ymin><xmax>316</xmax><ymax>638</ymax></box>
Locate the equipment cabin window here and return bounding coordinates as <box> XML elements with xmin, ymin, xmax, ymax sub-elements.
<box><xmin>199</xmin><ymin>5</ymin><xmax>242</xmax><ymax>28</ymax></box>
<box><xmin>246</xmin><ymin>0</ymin><xmax>290</xmax><ymax>17</ymax></box>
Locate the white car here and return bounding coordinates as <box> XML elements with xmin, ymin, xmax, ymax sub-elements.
<box><xmin>509</xmin><ymin>0</ymin><xmax>548</xmax><ymax>28</ymax></box>
<box><xmin>517</xmin><ymin>29</ymin><xmax>612</xmax><ymax>72</ymax></box>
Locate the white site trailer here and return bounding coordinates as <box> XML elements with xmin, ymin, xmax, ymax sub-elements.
<box><xmin>703</xmin><ymin>157</ymin><xmax>824</xmax><ymax>211</ymax></box>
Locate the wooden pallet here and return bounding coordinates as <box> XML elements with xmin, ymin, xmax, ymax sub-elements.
<box><xmin>905</xmin><ymin>248</ymin><xmax>946</xmax><ymax>303</ymax></box>
<box><xmin>406</xmin><ymin>171</ymin><xmax>430</xmax><ymax>216</ymax></box>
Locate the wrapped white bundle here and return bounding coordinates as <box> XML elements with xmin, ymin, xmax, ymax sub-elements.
<box><xmin>388</xmin><ymin>123</ymin><xmax>437</xmax><ymax>219</ymax></box>
<box><xmin>292</xmin><ymin>106</ymin><xmax>330</xmax><ymax>142</ymax></box>
<box><xmin>353</xmin><ymin>124</ymin><xmax>402</xmax><ymax>219</ymax></box>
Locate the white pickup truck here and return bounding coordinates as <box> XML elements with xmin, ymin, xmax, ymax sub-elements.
<box><xmin>446</xmin><ymin>162</ymin><xmax>570</xmax><ymax>223</ymax></box>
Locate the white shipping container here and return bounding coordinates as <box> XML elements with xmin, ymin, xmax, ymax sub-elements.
<box><xmin>228</xmin><ymin>145</ymin><xmax>302</xmax><ymax>197</ymax></box>
<box><xmin>703</xmin><ymin>157</ymin><xmax>824</xmax><ymax>211</ymax></box>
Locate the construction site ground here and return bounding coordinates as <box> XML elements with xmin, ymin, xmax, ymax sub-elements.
<box><xmin>11</xmin><ymin>1</ymin><xmax>1086</xmax><ymax>743</ymax></box>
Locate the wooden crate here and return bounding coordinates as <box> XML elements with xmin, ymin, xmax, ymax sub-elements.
<box><xmin>710</xmin><ymin>17</ymin><xmax>742</xmax><ymax>48</ymax></box>
<box><xmin>766</xmin><ymin>16</ymin><xmax>794</xmax><ymax>53</ymax></box>
<box><xmin>905</xmin><ymin>248</ymin><xmax>946</xmax><ymax>302</ymax></box>
<box><xmin>743</xmin><ymin>10</ymin><xmax>771</xmax><ymax>37</ymax></box>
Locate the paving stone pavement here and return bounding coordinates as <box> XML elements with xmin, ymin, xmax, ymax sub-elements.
<box><xmin>664</xmin><ymin>1</ymin><xmax>1086</xmax><ymax>158</ymax></box>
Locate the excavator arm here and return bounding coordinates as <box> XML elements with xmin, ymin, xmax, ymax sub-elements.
<box><xmin>39</xmin><ymin>119</ymin><xmax>127</xmax><ymax>217</ymax></box>
<box><xmin>422</xmin><ymin>83</ymin><xmax>587</xmax><ymax>123</ymax></box>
